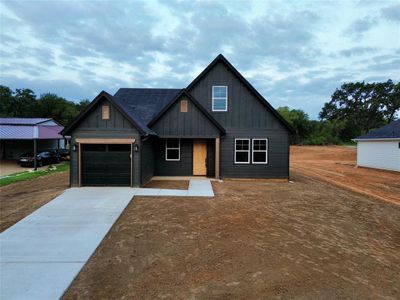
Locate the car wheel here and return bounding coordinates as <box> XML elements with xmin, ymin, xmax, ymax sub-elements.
<box><xmin>38</xmin><ymin>160</ymin><xmax>43</xmax><ymax>167</ymax></box>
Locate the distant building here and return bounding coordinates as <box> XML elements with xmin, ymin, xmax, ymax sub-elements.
<box><xmin>353</xmin><ymin>120</ymin><xmax>400</xmax><ymax>172</ymax></box>
<box><xmin>0</xmin><ymin>118</ymin><xmax>66</xmax><ymax>160</ymax></box>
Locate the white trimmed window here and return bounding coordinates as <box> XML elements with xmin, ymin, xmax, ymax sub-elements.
<box><xmin>252</xmin><ymin>139</ymin><xmax>268</xmax><ymax>164</ymax></box>
<box><xmin>165</xmin><ymin>139</ymin><xmax>180</xmax><ymax>161</ymax></box>
<box><xmin>212</xmin><ymin>86</ymin><xmax>228</xmax><ymax>111</ymax></box>
<box><xmin>234</xmin><ymin>139</ymin><xmax>250</xmax><ymax>164</ymax></box>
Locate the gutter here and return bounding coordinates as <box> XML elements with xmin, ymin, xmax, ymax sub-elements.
<box><xmin>352</xmin><ymin>138</ymin><xmax>400</xmax><ymax>142</ymax></box>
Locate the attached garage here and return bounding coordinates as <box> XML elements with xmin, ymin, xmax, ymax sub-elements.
<box><xmin>81</xmin><ymin>144</ymin><xmax>131</xmax><ymax>186</ymax></box>
<box><xmin>76</xmin><ymin>138</ymin><xmax>135</xmax><ymax>187</ymax></box>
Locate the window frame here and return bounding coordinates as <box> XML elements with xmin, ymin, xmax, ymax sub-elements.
<box><xmin>252</xmin><ymin>139</ymin><xmax>268</xmax><ymax>164</ymax></box>
<box><xmin>212</xmin><ymin>86</ymin><xmax>228</xmax><ymax>112</ymax></box>
<box><xmin>165</xmin><ymin>138</ymin><xmax>181</xmax><ymax>161</ymax></box>
<box><xmin>234</xmin><ymin>138</ymin><xmax>250</xmax><ymax>164</ymax></box>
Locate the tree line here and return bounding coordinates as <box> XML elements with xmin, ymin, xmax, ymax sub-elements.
<box><xmin>0</xmin><ymin>85</ymin><xmax>90</xmax><ymax>126</ymax></box>
<box><xmin>1</xmin><ymin>80</ymin><xmax>399</xmax><ymax>144</ymax></box>
<box><xmin>278</xmin><ymin>79</ymin><xmax>399</xmax><ymax>145</ymax></box>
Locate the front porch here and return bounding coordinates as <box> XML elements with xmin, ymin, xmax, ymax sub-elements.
<box><xmin>152</xmin><ymin>137</ymin><xmax>220</xmax><ymax>179</ymax></box>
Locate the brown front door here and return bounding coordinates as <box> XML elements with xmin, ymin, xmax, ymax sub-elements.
<box><xmin>193</xmin><ymin>139</ymin><xmax>207</xmax><ymax>175</ymax></box>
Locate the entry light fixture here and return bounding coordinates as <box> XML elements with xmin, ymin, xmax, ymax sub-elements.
<box><xmin>134</xmin><ymin>144</ymin><xmax>139</xmax><ymax>152</ymax></box>
<box><xmin>71</xmin><ymin>144</ymin><xmax>77</xmax><ymax>152</ymax></box>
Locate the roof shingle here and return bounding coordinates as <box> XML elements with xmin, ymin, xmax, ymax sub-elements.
<box><xmin>355</xmin><ymin>120</ymin><xmax>400</xmax><ymax>140</ymax></box>
<box><xmin>113</xmin><ymin>88</ymin><xmax>182</xmax><ymax>125</ymax></box>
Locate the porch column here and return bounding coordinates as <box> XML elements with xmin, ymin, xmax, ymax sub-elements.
<box><xmin>215</xmin><ymin>137</ymin><xmax>220</xmax><ymax>179</ymax></box>
<box><xmin>33</xmin><ymin>139</ymin><xmax>37</xmax><ymax>171</ymax></box>
<box><xmin>78</xmin><ymin>143</ymin><xmax>81</xmax><ymax>187</ymax></box>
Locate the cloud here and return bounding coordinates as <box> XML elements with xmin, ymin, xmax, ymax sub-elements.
<box><xmin>0</xmin><ymin>0</ymin><xmax>399</xmax><ymax>119</ymax></box>
<box><xmin>381</xmin><ymin>4</ymin><xmax>400</xmax><ymax>22</ymax></box>
<box><xmin>339</xmin><ymin>46</ymin><xmax>376</xmax><ymax>57</ymax></box>
<box><xmin>345</xmin><ymin>17</ymin><xmax>377</xmax><ymax>38</ymax></box>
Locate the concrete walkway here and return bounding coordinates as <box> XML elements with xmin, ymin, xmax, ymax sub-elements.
<box><xmin>0</xmin><ymin>179</ymin><xmax>213</xmax><ymax>300</ymax></box>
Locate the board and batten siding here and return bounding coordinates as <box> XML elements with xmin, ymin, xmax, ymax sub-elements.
<box><xmin>188</xmin><ymin>60</ymin><xmax>290</xmax><ymax>178</ymax></box>
<box><xmin>141</xmin><ymin>137</ymin><xmax>155</xmax><ymax>185</ymax></box>
<box><xmin>357</xmin><ymin>140</ymin><xmax>400</xmax><ymax>172</ymax></box>
<box><xmin>151</xmin><ymin>95</ymin><xmax>220</xmax><ymax>138</ymax></box>
<box><xmin>69</xmin><ymin>99</ymin><xmax>142</xmax><ymax>186</ymax></box>
<box><xmin>154</xmin><ymin>138</ymin><xmax>193</xmax><ymax>176</ymax></box>
<box><xmin>220</xmin><ymin>129</ymin><xmax>289</xmax><ymax>178</ymax></box>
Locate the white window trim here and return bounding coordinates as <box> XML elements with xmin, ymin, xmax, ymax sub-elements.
<box><xmin>165</xmin><ymin>138</ymin><xmax>180</xmax><ymax>161</ymax></box>
<box><xmin>212</xmin><ymin>86</ymin><xmax>228</xmax><ymax>112</ymax></box>
<box><xmin>252</xmin><ymin>139</ymin><xmax>268</xmax><ymax>164</ymax></box>
<box><xmin>234</xmin><ymin>138</ymin><xmax>250</xmax><ymax>164</ymax></box>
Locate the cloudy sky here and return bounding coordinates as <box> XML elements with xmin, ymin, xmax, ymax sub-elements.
<box><xmin>1</xmin><ymin>0</ymin><xmax>399</xmax><ymax>119</ymax></box>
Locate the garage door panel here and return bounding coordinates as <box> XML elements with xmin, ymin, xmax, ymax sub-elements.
<box><xmin>81</xmin><ymin>144</ymin><xmax>131</xmax><ymax>186</ymax></box>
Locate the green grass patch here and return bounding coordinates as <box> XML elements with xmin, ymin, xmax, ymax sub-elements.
<box><xmin>0</xmin><ymin>162</ymin><xmax>69</xmax><ymax>187</ymax></box>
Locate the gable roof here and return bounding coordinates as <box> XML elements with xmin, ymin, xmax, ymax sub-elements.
<box><xmin>148</xmin><ymin>89</ymin><xmax>225</xmax><ymax>134</ymax></box>
<box><xmin>61</xmin><ymin>91</ymin><xmax>154</xmax><ymax>136</ymax></box>
<box><xmin>113</xmin><ymin>88</ymin><xmax>182</xmax><ymax>125</ymax></box>
<box><xmin>354</xmin><ymin>120</ymin><xmax>400</xmax><ymax>140</ymax></box>
<box><xmin>187</xmin><ymin>54</ymin><xmax>294</xmax><ymax>134</ymax></box>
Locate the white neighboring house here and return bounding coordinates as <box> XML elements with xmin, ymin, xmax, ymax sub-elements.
<box><xmin>353</xmin><ymin>120</ymin><xmax>400</xmax><ymax>172</ymax></box>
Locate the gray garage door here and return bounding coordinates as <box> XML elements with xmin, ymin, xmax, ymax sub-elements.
<box><xmin>81</xmin><ymin>144</ymin><xmax>131</xmax><ymax>186</ymax></box>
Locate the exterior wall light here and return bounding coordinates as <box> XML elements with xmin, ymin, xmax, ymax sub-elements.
<box><xmin>134</xmin><ymin>144</ymin><xmax>139</xmax><ymax>152</ymax></box>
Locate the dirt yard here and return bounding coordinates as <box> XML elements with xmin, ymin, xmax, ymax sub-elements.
<box><xmin>64</xmin><ymin>174</ymin><xmax>400</xmax><ymax>299</ymax></box>
<box><xmin>0</xmin><ymin>160</ymin><xmax>48</xmax><ymax>176</ymax></box>
<box><xmin>291</xmin><ymin>146</ymin><xmax>400</xmax><ymax>205</ymax></box>
<box><xmin>0</xmin><ymin>172</ymin><xmax>69</xmax><ymax>232</ymax></box>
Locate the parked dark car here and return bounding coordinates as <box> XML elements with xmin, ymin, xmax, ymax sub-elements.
<box><xmin>18</xmin><ymin>150</ymin><xmax>61</xmax><ymax>167</ymax></box>
<box><xmin>56</xmin><ymin>148</ymin><xmax>70</xmax><ymax>161</ymax></box>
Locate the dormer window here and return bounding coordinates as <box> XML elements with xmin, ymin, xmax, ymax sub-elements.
<box><xmin>212</xmin><ymin>86</ymin><xmax>228</xmax><ymax>111</ymax></box>
<box><xmin>102</xmin><ymin>105</ymin><xmax>110</xmax><ymax>120</ymax></box>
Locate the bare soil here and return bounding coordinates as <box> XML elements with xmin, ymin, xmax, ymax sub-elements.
<box><xmin>0</xmin><ymin>160</ymin><xmax>48</xmax><ymax>176</ymax></box>
<box><xmin>143</xmin><ymin>180</ymin><xmax>189</xmax><ymax>190</ymax></box>
<box><xmin>291</xmin><ymin>146</ymin><xmax>400</xmax><ymax>205</ymax></box>
<box><xmin>0</xmin><ymin>172</ymin><xmax>69</xmax><ymax>232</ymax></box>
<box><xmin>64</xmin><ymin>174</ymin><xmax>400</xmax><ymax>299</ymax></box>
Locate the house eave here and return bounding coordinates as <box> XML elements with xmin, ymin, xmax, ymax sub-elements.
<box><xmin>352</xmin><ymin>138</ymin><xmax>400</xmax><ymax>142</ymax></box>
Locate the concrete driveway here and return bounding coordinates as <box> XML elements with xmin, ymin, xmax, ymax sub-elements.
<box><xmin>0</xmin><ymin>180</ymin><xmax>214</xmax><ymax>299</ymax></box>
<box><xmin>0</xmin><ymin>187</ymin><xmax>136</xmax><ymax>300</ymax></box>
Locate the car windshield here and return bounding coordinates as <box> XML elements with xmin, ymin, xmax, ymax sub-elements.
<box><xmin>20</xmin><ymin>151</ymin><xmax>48</xmax><ymax>157</ymax></box>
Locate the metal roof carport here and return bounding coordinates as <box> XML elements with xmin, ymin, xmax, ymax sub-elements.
<box><xmin>0</xmin><ymin>118</ymin><xmax>68</xmax><ymax>170</ymax></box>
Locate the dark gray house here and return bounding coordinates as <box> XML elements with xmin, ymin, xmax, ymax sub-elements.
<box><xmin>62</xmin><ymin>54</ymin><xmax>293</xmax><ymax>187</ymax></box>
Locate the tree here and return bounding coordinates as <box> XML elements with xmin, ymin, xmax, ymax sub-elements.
<box><xmin>374</xmin><ymin>80</ymin><xmax>400</xmax><ymax>122</ymax></box>
<box><xmin>319</xmin><ymin>80</ymin><xmax>399</xmax><ymax>136</ymax></box>
<box><xmin>36</xmin><ymin>93</ymin><xmax>80</xmax><ymax>125</ymax></box>
<box><xmin>0</xmin><ymin>85</ymin><xmax>91</xmax><ymax>126</ymax></box>
<box><xmin>0</xmin><ymin>85</ymin><xmax>14</xmax><ymax>117</ymax></box>
<box><xmin>12</xmin><ymin>88</ymin><xmax>37</xmax><ymax>117</ymax></box>
<box><xmin>75</xmin><ymin>99</ymin><xmax>90</xmax><ymax>112</ymax></box>
<box><xmin>277</xmin><ymin>106</ymin><xmax>312</xmax><ymax>144</ymax></box>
